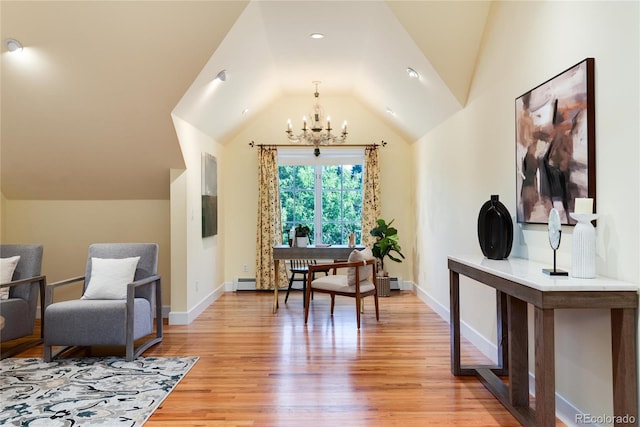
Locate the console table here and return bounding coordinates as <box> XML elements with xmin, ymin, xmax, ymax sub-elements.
<box><xmin>272</xmin><ymin>245</ymin><xmax>362</xmax><ymax>313</ymax></box>
<box><xmin>448</xmin><ymin>255</ymin><xmax>638</xmax><ymax>427</ymax></box>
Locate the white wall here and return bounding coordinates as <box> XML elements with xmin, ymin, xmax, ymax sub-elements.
<box><xmin>415</xmin><ymin>0</ymin><xmax>639</xmax><ymax>423</ymax></box>
<box><xmin>170</xmin><ymin>115</ymin><xmax>224</xmax><ymax>323</ymax></box>
<box><xmin>2</xmin><ymin>199</ymin><xmax>171</xmax><ymax>304</ymax></box>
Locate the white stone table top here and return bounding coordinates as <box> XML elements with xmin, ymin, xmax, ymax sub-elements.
<box><xmin>448</xmin><ymin>255</ymin><xmax>639</xmax><ymax>292</ymax></box>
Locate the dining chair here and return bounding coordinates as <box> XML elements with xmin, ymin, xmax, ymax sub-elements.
<box><xmin>304</xmin><ymin>248</ymin><xmax>378</xmax><ymax>329</ymax></box>
<box><xmin>285</xmin><ymin>259</ymin><xmax>331</xmax><ymax>307</ymax></box>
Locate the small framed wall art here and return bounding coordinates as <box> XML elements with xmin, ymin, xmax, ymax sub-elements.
<box><xmin>201</xmin><ymin>152</ymin><xmax>218</xmax><ymax>237</ymax></box>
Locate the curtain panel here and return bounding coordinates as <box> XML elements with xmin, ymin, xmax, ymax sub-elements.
<box><xmin>361</xmin><ymin>146</ymin><xmax>381</xmax><ymax>248</ymax></box>
<box><xmin>255</xmin><ymin>147</ymin><xmax>288</xmax><ymax>290</ymax></box>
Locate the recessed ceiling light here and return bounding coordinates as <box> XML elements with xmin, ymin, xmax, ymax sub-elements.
<box><xmin>242</xmin><ymin>108</ymin><xmax>249</xmax><ymax>115</ymax></box>
<box><xmin>406</xmin><ymin>67</ymin><xmax>419</xmax><ymax>79</ymax></box>
<box><xmin>215</xmin><ymin>70</ymin><xmax>227</xmax><ymax>82</ymax></box>
<box><xmin>310</xmin><ymin>33</ymin><xmax>325</xmax><ymax>39</ymax></box>
<box><xmin>4</xmin><ymin>38</ymin><xmax>23</xmax><ymax>53</ymax></box>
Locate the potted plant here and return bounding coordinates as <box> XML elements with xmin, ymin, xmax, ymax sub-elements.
<box><xmin>370</xmin><ymin>218</ymin><xmax>405</xmax><ymax>296</ymax></box>
<box><xmin>294</xmin><ymin>224</ymin><xmax>311</xmax><ymax>247</ymax></box>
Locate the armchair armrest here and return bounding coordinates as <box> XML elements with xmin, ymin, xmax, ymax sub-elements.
<box><xmin>44</xmin><ymin>276</ymin><xmax>85</xmax><ymax>306</ymax></box>
<box><xmin>125</xmin><ymin>274</ymin><xmax>162</xmax><ymax>360</ymax></box>
<box><xmin>1</xmin><ymin>275</ymin><xmax>47</xmax><ymax>341</ymax></box>
<box><xmin>127</xmin><ymin>274</ymin><xmax>161</xmax><ymax>290</ymax></box>
<box><xmin>1</xmin><ymin>274</ymin><xmax>46</xmax><ymax>290</ymax></box>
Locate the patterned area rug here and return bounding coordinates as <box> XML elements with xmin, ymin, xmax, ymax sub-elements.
<box><xmin>0</xmin><ymin>356</ymin><xmax>198</xmax><ymax>426</ymax></box>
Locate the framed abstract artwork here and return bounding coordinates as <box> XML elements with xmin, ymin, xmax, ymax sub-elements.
<box><xmin>201</xmin><ymin>152</ymin><xmax>218</xmax><ymax>237</ymax></box>
<box><xmin>515</xmin><ymin>58</ymin><xmax>595</xmax><ymax>225</ymax></box>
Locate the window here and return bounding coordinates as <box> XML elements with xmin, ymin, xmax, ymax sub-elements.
<box><xmin>279</xmin><ymin>148</ymin><xmax>364</xmax><ymax>245</ymax></box>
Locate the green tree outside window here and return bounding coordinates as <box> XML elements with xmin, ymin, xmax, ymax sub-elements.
<box><xmin>279</xmin><ymin>163</ymin><xmax>363</xmax><ymax>245</ymax></box>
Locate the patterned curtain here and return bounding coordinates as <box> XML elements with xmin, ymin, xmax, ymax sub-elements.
<box><xmin>255</xmin><ymin>147</ymin><xmax>288</xmax><ymax>290</ymax></box>
<box><xmin>361</xmin><ymin>146</ymin><xmax>381</xmax><ymax>248</ymax></box>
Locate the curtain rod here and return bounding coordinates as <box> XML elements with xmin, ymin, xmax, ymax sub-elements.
<box><xmin>249</xmin><ymin>141</ymin><xmax>387</xmax><ymax>149</ymax></box>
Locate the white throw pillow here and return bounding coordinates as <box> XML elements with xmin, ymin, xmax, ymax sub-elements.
<box><xmin>82</xmin><ymin>256</ymin><xmax>140</xmax><ymax>300</ymax></box>
<box><xmin>347</xmin><ymin>248</ymin><xmax>374</xmax><ymax>286</ymax></box>
<box><xmin>1</xmin><ymin>256</ymin><xmax>21</xmax><ymax>300</ymax></box>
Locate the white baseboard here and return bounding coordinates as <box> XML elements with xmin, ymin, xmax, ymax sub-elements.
<box><xmin>411</xmin><ymin>282</ymin><xmax>587</xmax><ymax>427</ymax></box>
<box><xmin>414</xmin><ymin>284</ymin><xmax>497</xmax><ymax>363</ymax></box>
<box><xmin>168</xmin><ymin>283</ymin><xmax>225</xmax><ymax>325</ymax></box>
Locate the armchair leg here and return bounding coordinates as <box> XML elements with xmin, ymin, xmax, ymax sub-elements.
<box><xmin>44</xmin><ymin>345</ymin><xmax>77</xmax><ymax>362</ymax></box>
<box><xmin>356</xmin><ymin>298</ymin><xmax>361</xmax><ymax>329</ymax></box>
<box><xmin>44</xmin><ymin>345</ymin><xmax>52</xmax><ymax>362</ymax></box>
<box><xmin>1</xmin><ymin>338</ymin><xmax>43</xmax><ymax>360</ymax></box>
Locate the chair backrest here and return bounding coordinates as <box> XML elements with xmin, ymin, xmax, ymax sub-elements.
<box><xmin>347</xmin><ymin>248</ymin><xmax>375</xmax><ymax>286</ymax></box>
<box><xmin>0</xmin><ymin>244</ymin><xmax>43</xmax><ymax>299</ymax></box>
<box><xmin>83</xmin><ymin>243</ymin><xmax>158</xmax><ymax>300</ymax></box>
<box><xmin>290</xmin><ymin>259</ymin><xmax>316</xmax><ymax>270</ymax></box>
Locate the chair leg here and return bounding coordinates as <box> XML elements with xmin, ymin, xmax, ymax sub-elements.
<box><xmin>374</xmin><ymin>293</ymin><xmax>380</xmax><ymax>321</ymax></box>
<box><xmin>285</xmin><ymin>272</ymin><xmax>296</xmax><ymax>304</ymax></box>
<box><xmin>356</xmin><ymin>298</ymin><xmax>361</xmax><ymax>329</ymax></box>
<box><xmin>301</xmin><ymin>273</ymin><xmax>308</xmax><ymax>307</ymax></box>
<box><xmin>304</xmin><ymin>279</ymin><xmax>312</xmax><ymax>325</ymax></box>
<box><xmin>44</xmin><ymin>345</ymin><xmax>52</xmax><ymax>362</ymax></box>
<box><xmin>330</xmin><ymin>294</ymin><xmax>336</xmax><ymax>314</ymax></box>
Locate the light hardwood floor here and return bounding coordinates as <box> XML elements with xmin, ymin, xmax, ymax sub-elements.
<box><xmin>13</xmin><ymin>290</ymin><xmax>565</xmax><ymax>426</ymax></box>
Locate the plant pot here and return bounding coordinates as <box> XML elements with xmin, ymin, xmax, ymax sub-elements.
<box><xmin>376</xmin><ymin>276</ymin><xmax>390</xmax><ymax>297</ymax></box>
<box><xmin>296</xmin><ymin>237</ymin><xmax>308</xmax><ymax>248</ymax></box>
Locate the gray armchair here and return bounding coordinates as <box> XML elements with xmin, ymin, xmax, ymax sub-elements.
<box><xmin>43</xmin><ymin>243</ymin><xmax>162</xmax><ymax>362</ymax></box>
<box><xmin>0</xmin><ymin>244</ymin><xmax>45</xmax><ymax>359</ymax></box>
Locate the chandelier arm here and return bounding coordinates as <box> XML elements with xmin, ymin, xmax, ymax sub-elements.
<box><xmin>249</xmin><ymin>141</ymin><xmax>387</xmax><ymax>149</ymax></box>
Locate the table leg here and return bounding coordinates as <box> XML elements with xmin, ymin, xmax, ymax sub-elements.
<box><xmin>496</xmin><ymin>291</ymin><xmax>509</xmax><ymax>375</ymax></box>
<box><xmin>273</xmin><ymin>259</ymin><xmax>280</xmax><ymax>313</ymax></box>
<box><xmin>508</xmin><ymin>295</ymin><xmax>529</xmax><ymax>407</ymax></box>
<box><xmin>611</xmin><ymin>308</ymin><xmax>638</xmax><ymax>427</ymax></box>
<box><xmin>450</xmin><ymin>269</ymin><xmax>461</xmax><ymax>375</ymax></box>
<box><xmin>534</xmin><ymin>307</ymin><xmax>555</xmax><ymax>427</ymax></box>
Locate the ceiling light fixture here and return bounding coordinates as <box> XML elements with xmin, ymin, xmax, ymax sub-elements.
<box><xmin>286</xmin><ymin>81</ymin><xmax>347</xmax><ymax>156</ymax></box>
<box><xmin>215</xmin><ymin>70</ymin><xmax>227</xmax><ymax>82</ymax></box>
<box><xmin>406</xmin><ymin>67</ymin><xmax>419</xmax><ymax>79</ymax></box>
<box><xmin>4</xmin><ymin>38</ymin><xmax>23</xmax><ymax>53</ymax></box>
<box><xmin>310</xmin><ymin>33</ymin><xmax>325</xmax><ymax>39</ymax></box>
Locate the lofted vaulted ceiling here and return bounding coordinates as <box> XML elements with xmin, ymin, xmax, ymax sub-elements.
<box><xmin>1</xmin><ymin>1</ymin><xmax>491</xmax><ymax>200</ymax></box>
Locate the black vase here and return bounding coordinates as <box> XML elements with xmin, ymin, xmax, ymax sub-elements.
<box><xmin>477</xmin><ymin>195</ymin><xmax>513</xmax><ymax>260</ymax></box>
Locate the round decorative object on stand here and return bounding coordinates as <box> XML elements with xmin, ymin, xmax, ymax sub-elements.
<box><xmin>477</xmin><ymin>195</ymin><xmax>513</xmax><ymax>260</ymax></box>
<box><xmin>569</xmin><ymin>213</ymin><xmax>598</xmax><ymax>278</ymax></box>
<box><xmin>542</xmin><ymin>208</ymin><xmax>568</xmax><ymax>276</ymax></box>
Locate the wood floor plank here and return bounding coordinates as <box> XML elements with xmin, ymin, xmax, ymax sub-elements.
<box><xmin>10</xmin><ymin>290</ymin><xmax>566</xmax><ymax>426</ymax></box>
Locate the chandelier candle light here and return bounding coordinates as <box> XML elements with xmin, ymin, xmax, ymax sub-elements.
<box><xmin>286</xmin><ymin>81</ymin><xmax>347</xmax><ymax>156</ymax></box>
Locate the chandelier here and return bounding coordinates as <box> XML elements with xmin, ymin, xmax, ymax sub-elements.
<box><xmin>286</xmin><ymin>81</ymin><xmax>347</xmax><ymax>155</ymax></box>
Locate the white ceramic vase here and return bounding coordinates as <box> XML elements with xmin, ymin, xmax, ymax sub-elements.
<box><xmin>296</xmin><ymin>237</ymin><xmax>308</xmax><ymax>248</ymax></box>
<box><xmin>569</xmin><ymin>213</ymin><xmax>598</xmax><ymax>279</ymax></box>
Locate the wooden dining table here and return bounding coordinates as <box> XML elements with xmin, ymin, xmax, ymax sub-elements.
<box><xmin>272</xmin><ymin>244</ymin><xmax>363</xmax><ymax>313</ymax></box>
